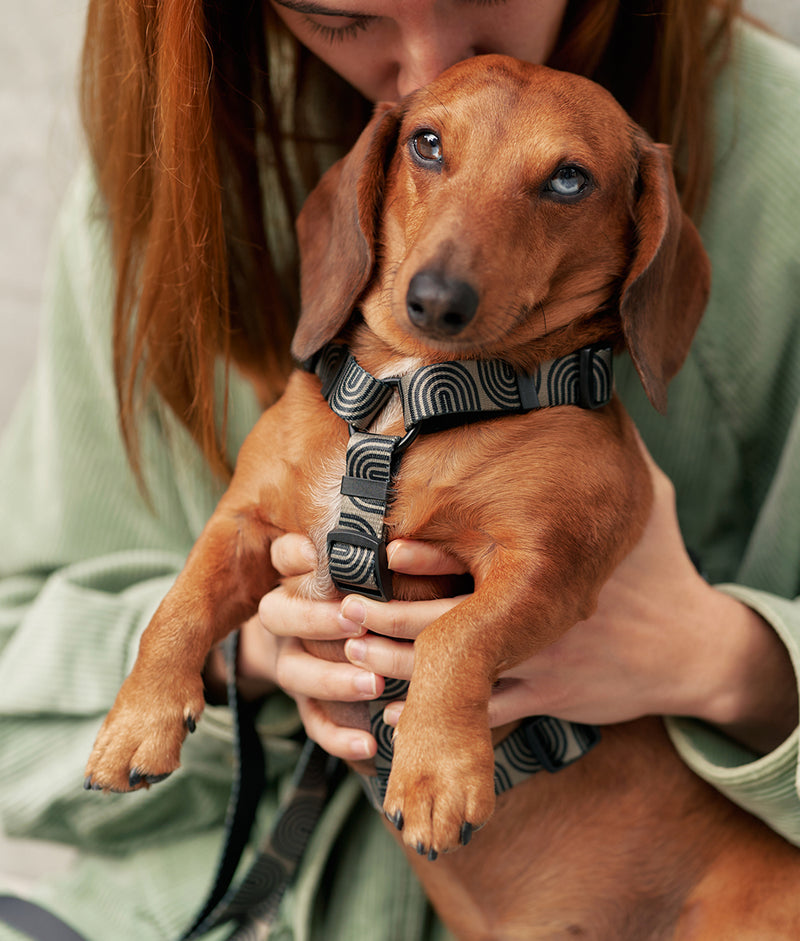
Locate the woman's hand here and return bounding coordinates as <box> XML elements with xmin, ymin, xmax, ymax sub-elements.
<box><xmin>255</xmin><ymin>535</ymin><xmax>466</xmax><ymax>761</ymax></box>
<box><xmin>343</xmin><ymin>443</ymin><xmax>799</xmax><ymax>757</ymax></box>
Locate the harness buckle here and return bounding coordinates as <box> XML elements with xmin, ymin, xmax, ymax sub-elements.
<box><xmin>326</xmin><ymin>528</ymin><xmax>393</xmax><ymax>602</ymax></box>
<box><xmin>520</xmin><ymin>716</ymin><xmax>564</xmax><ymax>773</ymax></box>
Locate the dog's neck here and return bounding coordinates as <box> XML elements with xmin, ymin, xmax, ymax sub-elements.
<box><xmin>343</xmin><ymin>310</ymin><xmax>623</xmax><ymax>380</ymax></box>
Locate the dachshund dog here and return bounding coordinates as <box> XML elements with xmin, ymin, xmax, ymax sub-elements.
<box><xmin>86</xmin><ymin>57</ymin><xmax>800</xmax><ymax>938</ymax></box>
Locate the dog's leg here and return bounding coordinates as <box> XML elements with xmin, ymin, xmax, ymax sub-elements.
<box><xmin>84</xmin><ymin>497</ymin><xmax>283</xmax><ymax>792</ymax></box>
<box><xmin>84</xmin><ymin>376</ymin><xmax>339</xmax><ymax>793</ymax></box>
<box><xmin>383</xmin><ymin>546</ymin><xmax>604</xmax><ymax>857</ymax></box>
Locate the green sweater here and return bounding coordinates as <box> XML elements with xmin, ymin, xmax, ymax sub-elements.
<box><xmin>1</xmin><ymin>20</ymin><xmax>799</xmax><ymax>941</ymax></box>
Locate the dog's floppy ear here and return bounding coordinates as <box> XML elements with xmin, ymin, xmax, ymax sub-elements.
<box><xmin>619</xmin><ymin>138</ymin><xmax>711</xmax><ymax>413</ymax></box>
<box><xmin>291</xmin><ymin>102</ymin><xmax>403</xmax><ymax>363</ymax></box>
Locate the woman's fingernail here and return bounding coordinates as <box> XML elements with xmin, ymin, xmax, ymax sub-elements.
<box><xmin>340</xmin><ymin>598</ymin><xmax>366</xmax><ymax>626</ymax></box>
<box><xmin>354</xmin><ymin>671</ymin><xmax>377</xmax><ymax>696</ymax></box>
<box><xmin>386</xmin><ymin>542</ymin><xmax>411</xmax><ymax>570</ymax></box>
<box><xmin>383</xmin><ymin>702</ymin><xmax>404</xmax><ymax>726</ymax></box>
<box><xmin>338</xmin><ymin>615</ymin><xmax>365</xmax><ymax>636</ymax></box>
<box><xmin>345</xmin><ymin>638</ymin><xmax>367</xmax><ymax>665</ymax></box>
<box><xmin>350</xmin><ymin>736</ymin><xmax>373</xmax><ymax>760</ymax></box>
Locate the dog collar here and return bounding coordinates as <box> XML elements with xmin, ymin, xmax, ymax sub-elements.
<box><xmin>315</xmin><ymin>342</ymin><xmax>614</xmax><ymax>602</ymax></box>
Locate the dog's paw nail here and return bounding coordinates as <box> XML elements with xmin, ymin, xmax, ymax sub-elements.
<box><xmin>415</xmin><ymin>842</ymin><xmax>427</xmax><ymax>856</ymax></box>
<box><xmin>460</xmin><ymin>822</ymin><xmax>473</xmax><ymax>846</ymax></box>
<box><xmin>427</xmin><ymin>848</ymin><xmax>438</xmax><ymax>862</ymax></box>
<box><xmin>185</xmin><ymin>715</ymin><xmax>197</xmax><ymax>734</ymax></box>
<box><xmin>129</xmin><ymin>769</ymin><xmax>172</xmax><ymax>789</ymax></box>
<box><xmin>385</xmin><ymin>809</ymin><xmax>404</xmax><ymax>831</ymax></box>
<box><xmin>83</xmin><ymin>776</ymin><xmax>93</xmax><ymax>791</ymax></box>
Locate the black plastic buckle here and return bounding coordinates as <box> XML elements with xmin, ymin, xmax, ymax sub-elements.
<box><xmin>326</xmin><ymin>528</ymin><xmax>393</xmax><ymax>602</ymax></box>
<box><xmin>578</xmin><ymin>345</ymin><xmax>610</xmax><ymax>410</ymax></box>
<box><xmin>516</xmin><ymin>370</ymin><xmax>541</xmax><ymax>411</ymax></box>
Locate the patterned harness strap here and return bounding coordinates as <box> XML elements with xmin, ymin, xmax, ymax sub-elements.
<box><xmin>360</xmin><ymin>675</ymin><xmax>600</xmax><ymax>818</ymax></box>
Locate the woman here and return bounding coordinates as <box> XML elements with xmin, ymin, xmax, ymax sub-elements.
<box><xmin>1</xmin><ymin>1</ymin><xmax>799</xmax><ymax>938</ymax></box>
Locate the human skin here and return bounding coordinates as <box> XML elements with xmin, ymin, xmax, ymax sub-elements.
<box><xmin>207</xmin><ymin>0</ymin><xmax>798</xmax><ymax>763</ymax></box>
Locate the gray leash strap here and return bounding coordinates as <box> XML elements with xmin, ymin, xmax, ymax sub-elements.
<box><xmin>181</xmin><ymin>635</ymin><xmax>341</xmax><ymax>941</ymax></box>
<box><xmin>216</xmin><ymin>740</ymin><xmax>339</xmax><ymax>941</ymax></box>
<box><xmin>0</xmin><ymin>897</ymin><xmax>87</xmax><ymax>941</ymax></box>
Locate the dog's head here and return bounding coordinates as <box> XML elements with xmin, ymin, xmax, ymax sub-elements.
<box><xmin>292</xmin><ymin>56</ymin><xmax>710</xmax><ymax>413</ymax></box>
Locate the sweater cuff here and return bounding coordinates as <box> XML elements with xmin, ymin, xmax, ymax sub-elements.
<box><xmin>665</xmin><ymin>584</ymin><xmax>800</xmax><ymax>845</ymax></box>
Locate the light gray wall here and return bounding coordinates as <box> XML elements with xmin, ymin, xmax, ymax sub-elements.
<box><xmin>1</xmin><ymin>0</ymin><xmax>87</xmax><ymax>430</ymax></box>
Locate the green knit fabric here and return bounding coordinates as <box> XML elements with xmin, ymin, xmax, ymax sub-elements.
<box><xmin>1</xmin><ymin>19</ymin><xmax>799</xmax><ymax>941</ymax></box>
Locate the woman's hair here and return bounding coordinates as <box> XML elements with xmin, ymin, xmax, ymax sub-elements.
<box><xmin>80</xmin><ymin>0</ymin><xmax>741</xmax><ymax>479</ymax></box>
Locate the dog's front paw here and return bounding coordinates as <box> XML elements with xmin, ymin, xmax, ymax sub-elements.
<box><xmin>383</xmin><ymin>721</ymin><xmax>495</xmax><ymax>859</ymax></box>
<box><xmin>84</xmin><ymin>669</ymin><xmax>205</xmax><ymax>793</ymax></box>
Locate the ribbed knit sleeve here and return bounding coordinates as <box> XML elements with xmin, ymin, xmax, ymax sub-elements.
<box><xmin>0</xmin><ymin>167</ymin><xmax>252</xmax><ymax>852</ymax></box>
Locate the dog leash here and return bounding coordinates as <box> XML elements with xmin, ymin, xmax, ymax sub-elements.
<box><xmin>314</xmin><ymin>342</ymin><xmax>614</xmax><ymax>601</ymax></box>
<box><xmin>179</xmin><ymin>633</ymin><xmax>342</xmax><ymax>941</ymax></box>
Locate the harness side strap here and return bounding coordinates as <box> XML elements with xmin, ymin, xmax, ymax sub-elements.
<box><xmin>0</xmin><ymin>896</ymin><xmax>87</xmax><ymax>941</ymax></box>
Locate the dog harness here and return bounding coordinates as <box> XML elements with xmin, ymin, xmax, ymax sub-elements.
<box><xmin>313</xmin><ymin>341</ymin><xmax>613</xmax><ymax>812</ymax></box>
<box><xmin>315</xmin><ymin>341</ymin><xmax>614</xmax><ymax>601</ymax></box>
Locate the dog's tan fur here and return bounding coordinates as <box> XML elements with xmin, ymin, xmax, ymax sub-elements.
<box><xmin>86</xmin><ymin>58</ymin><xmax>800</xmax><ymax>938</ymax></box>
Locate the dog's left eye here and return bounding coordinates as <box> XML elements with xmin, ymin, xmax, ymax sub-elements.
<box><xmin>545</xmin><ymin>165</ymin><xmax>592</xmax><ymax>199</ymax></box>
<box><xmin>411</xmin><ymin>131</ymin><xmax>443</xmax><ymax>166</ymax></box>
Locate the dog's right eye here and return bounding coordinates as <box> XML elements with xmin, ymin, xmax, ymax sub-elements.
<box><xmin>542</xmin><ymin>164</ymin><xmax>593</xmax><ymax>201</ymax></box>
<box><xmin>411</xmin><ymin>131</ymin><xmax>443</xmax><ymax>167</ymax></box>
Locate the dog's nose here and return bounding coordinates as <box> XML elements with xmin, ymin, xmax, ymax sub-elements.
<box><xmin>406</xmin><ymin>271</ymin><xmax>479</xmax><ymax>335</ymax></box>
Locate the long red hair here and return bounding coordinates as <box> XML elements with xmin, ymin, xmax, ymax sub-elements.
<box><xmin>80</xmin><ymin>0</ymin><xmax>741</xmax><ymax>480</ymax></box>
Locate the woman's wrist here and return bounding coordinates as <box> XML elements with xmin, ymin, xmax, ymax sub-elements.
<box><xmin>686</xmin><ymin>585</ymin><xmax>798</xmax><ymax>755</ymax></box>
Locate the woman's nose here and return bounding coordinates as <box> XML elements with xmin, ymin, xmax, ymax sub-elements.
<box><xmin>395</xmin><ymin>22</ymin><xmax>476</xmax><ymax>97</ymax></box>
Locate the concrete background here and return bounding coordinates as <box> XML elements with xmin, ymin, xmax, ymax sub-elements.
<box><xmin>0</xmin><ymin>0</ymin><xmax>798</xmax><ymax>900</ymax></box>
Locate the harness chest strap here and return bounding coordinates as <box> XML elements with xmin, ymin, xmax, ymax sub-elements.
<box><xmin>361</xmin><ymin>676</ymin><xmax>600</xmax><ymax>816</ymax></box>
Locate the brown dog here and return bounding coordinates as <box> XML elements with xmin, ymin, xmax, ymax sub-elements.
<box><xmin>86</xmin><ymin>57</ymin><xmax>800</xmax><ymax>938</ymax></box>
